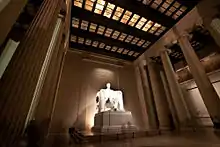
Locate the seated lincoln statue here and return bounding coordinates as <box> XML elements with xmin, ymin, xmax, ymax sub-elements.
<box><xmin>96</xmin><ymin>83</ymin><xmax>125</xmax><ymax>112</ymax></box>
<box><xmin>93</xmin><ymin>83</ymin><xmax>137</xmax><ymax>133</ymax></box>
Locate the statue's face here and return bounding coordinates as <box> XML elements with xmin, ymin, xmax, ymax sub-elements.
<box><xmin>106</xmin><ymin>83</ymin><xmax>111</xmax><ymax>89</ymax></box>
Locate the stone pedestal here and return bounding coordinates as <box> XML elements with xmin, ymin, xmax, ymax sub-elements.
<box><xmin>92</xmin><ymin>111</ymin><xmax>137</xmax><ymax>133</ymax></box>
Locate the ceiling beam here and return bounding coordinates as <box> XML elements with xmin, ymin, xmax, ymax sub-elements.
<box><xmin>70</xmin><ymin>42</ymin><xmax>135</xmax><ymax>61</ymax></box>
<box><xmin>72</xmin><ymin>6</ymin><xmax>158</xmax><ymax>42</ymax></box>
<box><xmin>105</xmin><ymin>0</ymin><xmax>175</xmax><ymax>27</ymax></box>
<box><xmin>71</xmin><ymin>27</ymin><xmax>143</xmax><ymax>52</ymax></box>
<box><xmin>175</xmin><ymin>0</ymin><xmax>201</xmax><ymax>8</ymax></box>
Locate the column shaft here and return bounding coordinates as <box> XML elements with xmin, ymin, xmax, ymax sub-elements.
<box><xmin>148</xmin><ymin>61</ymin><xmax>171</xmax><ymax>130</ymax></box>
<box><xmin>138</xmin><ymin>64</ymin><xmax>159</xmax><ymax>130</ymax></box>
<box><xmin>178</xmin><ymin>34</ymin><xmax>220</xmax><ymax>128</ymax></box>
<box><xmin>160</xmin><ymin>50</ymin><xmax>190</xmax><ymax>127</ymax></box>
<box><xmin>135</xmin><ymin>66</ymin><xmax>150</xmax><ymax>130</ymax></box>
<box><xmin>160</xmin><ymin>70</ymin><xmax>179</xmax><ymax>129</ymax></box>
<box><xmin>35</xmin><ymin>17</ymin><xmax>64</xmax><ymax>122</ymax></box>
<box><xmin>209</xmin><ymin>18</ymin><xmax>220</xmax><ymax>48</ymax></box>
<box><xmin>0</xmin><ymin>0</ymin><xmax>62</xmax><ymax>145</ymax></box>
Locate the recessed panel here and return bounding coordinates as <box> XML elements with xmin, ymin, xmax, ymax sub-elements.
<box><xmin>94</xmin><ymin>0</ymin><xmax>105</xmax><ymax>14</ymax></box>
<box><xmin>104</xmin><ymin>28</ymin><xmax>113</xmax><ymax>37</ymax></box>
<box><xmin>128</xmin><ymin>50</ymin><xmax>134</xmax><ymax>56</ymax></box>
<box><xmin>72</xmin><ymin>18</ymin><xmax>80</xmax><ymax>28</ymax></box>
<box><xmin>71</xmin><ymin>0</ymin><xmax>196</xmax><ymax>60</ymax></box>
<box><xmin>135</xmin><ymin>17</ymin><xmax>147</xmax><ymax>29</ymax></box>
<box><xmin>89</xmin><ymin>23</ymin><xmax>97</xmax><ymax>32</ymax></box>
<box><xmin>112</xmin><ymin>31</ymin><xmax>120</xmax><ymax>39</ymax></box>
<box><xmin>112</xmin><ymin>7</ymin><xmax>124</xmax><ymax>21</ymax></box>
<box><xmin>131</xmin><ymin>37</ymin><xmax>140</xmax><ymax>44</ymax></box>
<box><xmin>85</xmin><ymin>39</ymin><xmax>92</xmax><ymax>45</ymax></box>
<box><xmin>125</xmin><ymin>35</ymin><xmax>134</xmax><ymax>43</ymax></box>
<box><xmin>78</xmin><ymin>37</ymin><xmax>84</xmax><ymax>44</ymax></box>
<box><xmin>137</xmin><ymin>39</ymin><xmax>145</xmax><ymax>46</ymax></box>
<box><xmin>133</xmin><ymin>52</ymin><xmax>140</xmax><ymax>57</ymax></box>
<box><xmin>120</xmin><ymin>10</ymin><xmax>132</xmax><ymax>24</ymax></box>
<box><xmin>128</xmin><ymin>14</ymin><xmax>140</xmax><ymax>27</ymax></box>
<box><xmin>99</xmin><ymin>43</ymin><xmax>105</xmax><ymax>48</ymax></box>
<box><xmin>142</xmin><ymin>41</ymin><xmax>151</xmax><ymax>48</ymax></box>
<box><xmin>117</xmin><ymin>48</ymin><xmax>124</xmax><ymax>53</ymax></box>
<box><xmin>85</xmin><ymin>0</ymin><xmax>95</xmax><ymax>11</ymax></box>
<box><xmin>81</xmin><ymin>20</ymin><xmax>89</xmax><ymax>30</ymax></box>
<box><xmin>71</xmin><ymin>35</ymin><xmax>77</xmax><ymax>42</ymax></box>
<box><xmin>92</xmin><ymin>41</ymin><xmax>99</xmax><ymax>47</ymax></box>
<box><xmin>111</xmin><ymin>46</ymin><xmax>118</xmax><ymax>52</ymax></box>
<box><xmin>122</xmin><ymin>49</ymin><xmax>129</xmax><ymax>54</ymax></box>
<box><xmin>104</xmin><ymin>3</ymin><xmax>115</xmax><ymax>18</ymax></box>
<box><xmin>118</xmin><ymin>33</ymin><xmax>127</xmax><ymax>41</ymax></box>
<box><xmin>97</xmin><ymin>25</ymin><xmax>105</xmax><ymax>35</ymax></box>
<box><xmin>141</xmin><ymin>0</ymin><xmax>188</xmax><ymax>20</ymax></box>
<box><xmin>142</xmin><ymin>20</ymin><xmax>153</xmax><ymax>32</ymax></box>
<box><xmin>74</xmin><ymin>0</ymin><xmax>83</xmax><ymax>8</ymax></box>
<box><xmin>105</xmin><ymin>45</ymin><xmax>111</xmax><ymax>50</ymax></box>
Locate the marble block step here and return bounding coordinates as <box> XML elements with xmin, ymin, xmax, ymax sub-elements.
<box><xmin>92</xmin><ymin>111</ymin><xmax>137</xmax><ymax>133</ymax></box>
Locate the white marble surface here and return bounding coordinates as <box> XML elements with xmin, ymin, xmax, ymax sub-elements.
<box><xmin>93</xmin><ymin>111</ymin><xmax>137</xmax><ymax>133</ymax></box>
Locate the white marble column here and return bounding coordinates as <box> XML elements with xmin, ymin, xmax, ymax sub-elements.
<box><xmin>178</xmin><ymin>33</ymin><xmax>220</xmax><ymax>128</ymax></box>
<box><xmin>138</xmin><ymin>62</ymin><xmax>158</xmax><ymax>130</ymax></box>
<box><xmin>210</xmin><ymin>18</ymin><xmax>220</xmax><ymax>47</ymax></box>
<box><xmin>196</xmin><ymin>0</ymin><xmax>220</xmax><ymax>48</ymax></box>
<box><xmin>147</xmin><ymin>61</ymin><xmax>171</xmax><ymax>130</ymax></box>
<box><xmin>160</xmin><ymin>49</ymin><xmax>191</xmax><ymax>127</ymax></box>
<box><xmin>135</xmin><ymin>65</ymin><xmax>149</xmax><ymax>130</ymax></box>
<box><xmin>159</xmin><ymin>70</ymin><xmax>179</xmax><ymax>129</ymax></box>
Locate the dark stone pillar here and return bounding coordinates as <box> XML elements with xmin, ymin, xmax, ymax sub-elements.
<box><xmin>148</xmin><ymin>61</ymin><xmax>171</xmax><ymax>130</ymax></box>
<box><xmin>160</xmin><ymin>49</ymin><xmax>191</xmax><ymax>128</ymax></box>
<box><xmin>138</xmin><ymin>64</ymin><xmax>159</xmax><ymax>130</ymax></box>
<box><xmin>178</xmin><ymin>33</ymin><xmax>220</xmax><ymax>129</ymax></box>
<box><xmin>0</xmin><ymin>0</ymin><xmax>62</xmax><ymax>145</ymax></box>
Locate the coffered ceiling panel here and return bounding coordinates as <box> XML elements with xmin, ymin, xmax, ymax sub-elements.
<box><xmin>70</xmin><ymin>0</ymin><xmax>200</xmax><ymax>61</ymax></box>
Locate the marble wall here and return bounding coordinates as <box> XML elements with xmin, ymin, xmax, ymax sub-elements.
<box><xmin>50</xmin><ymin>51</ymin><xmax>143</xmax><ymax>133</ymax></box>
<box><xmin>181</xmin><ymin>70</ymin><xmax>220</xmax><ymax>127</ymax></box>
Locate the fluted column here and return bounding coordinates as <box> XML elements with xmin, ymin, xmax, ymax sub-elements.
<box><xmin>196</xmin><ymin>0</ymin><xmax>220</xmax><ymax>48</ymax></box>
<box><xmin>35</xmin><ymin>16</ymin><xmax>64</xmax><ymax>123</ymax></box>
<box><xmin>210</xmin><ymin>18</ymin><xmax>220</xmax><ymax>47</ymax></box>
<box><xmin>135</xmin><ymin>65</ymin><xmax>150</xmax><ymax>130</ymax></box>
<box><xmin>0</xmin><ymin>0</ymin><xmax>62</xmax><ymax>145</ymax></box>
<box><xmin>138</xmin><ymin>63</ymin><xmax>159</xmax><ymax>130</ymax></box>
<box><xmin>160</xmin><ymin>49</ymin><xmax>191</xmax><ymax>127</ymax></box>
<box><xmin>148</xmin><ymin>61</ymin><xmax>171</xmax><ymax>130</ymax></box>
<box><xmin>178</xmin><ymin>33</ymin><xmax>220</xmax><ymax>129</ymax></box>
<box><xmin>159</xmin><ymin>70</ymin><xmax>179</xmax><ymax>129</ymax></box>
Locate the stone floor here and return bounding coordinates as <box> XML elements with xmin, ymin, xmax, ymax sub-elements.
<box><xmin>47</xmin><ymin>129</ymin><xmax>220</xmax><ymax>147</ymax></box>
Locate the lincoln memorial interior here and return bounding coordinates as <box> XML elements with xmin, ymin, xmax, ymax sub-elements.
<box><xmin>2</xmin><ymin>0</ymin><xmax>220</xmax><ymax>146</ymax></box>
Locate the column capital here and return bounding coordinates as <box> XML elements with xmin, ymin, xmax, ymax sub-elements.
<box><xmin>176</xmin><ymin>31</ymin><xmax>192</xmax><ymax>41</ymax></box>
<box><xmin>138</xmin><ymin>59</ymin><xmax>147</xmax><ymax>67</ymax></box>
<box><xmin>173</xmin><ymin>26</ymin><xmax>191</xmax><ymax>41</ymax></box>
<box><xmin>180</xmin><ymin>31</ymin><xmax>190</xmax><ymax>37</ymax></box>
<box><xmin>159</xmin><ymin>47</ymin><xmax>172</xmax><ymax>55</ymax></box>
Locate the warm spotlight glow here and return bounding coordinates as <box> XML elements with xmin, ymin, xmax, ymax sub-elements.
<box><xmin>92</xmin><ymin>68</ymin><xmax>115</xmax><ymax>80</ymax></box>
